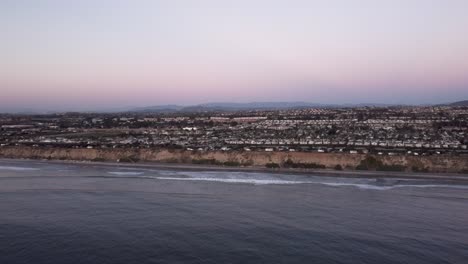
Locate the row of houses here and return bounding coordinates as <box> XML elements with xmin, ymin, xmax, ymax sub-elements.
<box><xmin>225</xmin><ymin>139</ymin><xmax>466</xmax><ymax>149</ymax></box>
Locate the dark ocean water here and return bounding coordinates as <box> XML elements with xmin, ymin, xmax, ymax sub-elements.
<box><xmin>1</xmin><ymin>160</ymin><xmax>468</xmax><ymax>264</ymax></box>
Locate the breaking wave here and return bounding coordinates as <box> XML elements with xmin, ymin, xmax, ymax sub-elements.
<box><xmin>108</xmin><ymin>171</ymin><xmax>144</xmax><ymax>176</ymax></box>
<box><xmin>0</xmin><ymin>166</ymin><xmax>39</xmax><ymax>171</ymax></box>
<box><xmin>154</xmin><ymin>176</ymin><xmax>468</xmax><ymax>190</ymax></box>
<box><xmin>155</xmin><ymin>177</ymin><xmax>306</xmax><ymax>185</ymax></box>
<box><xmin>319</xmin><ymin>182</ymin><xmax>468</xmax><ymax>190</ymax></box>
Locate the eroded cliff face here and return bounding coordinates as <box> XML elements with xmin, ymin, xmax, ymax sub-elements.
<box><xmin>0</xmin><ymin>146</ymin><xmax>466</xmax><ymax>173</ymax></box>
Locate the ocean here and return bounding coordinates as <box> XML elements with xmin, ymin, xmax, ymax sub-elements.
<box><xmin>1</xmin><ymin>159</ymin><xmax>468</xmax><ymax>264</ymax></box>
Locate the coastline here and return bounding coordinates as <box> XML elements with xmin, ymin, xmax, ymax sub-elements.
<box><xmin>0</xmin><ymin>146</ymin><xmax>467</xmax><ymax>174</ymax></box>
<box><xmin>2</xmin><ymin>157</ymin><xmax>468</xmax><ymax>183</ymax></box>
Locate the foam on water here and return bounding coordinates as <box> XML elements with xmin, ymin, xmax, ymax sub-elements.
<box><xmin>108</xmin><ymin>171</ymin><xmax>144</xmax><ymax>176</ymax></box>
<box><xmin>3</xmin><ymin>160</ymin><xmax>467</xmax><ymax>190</ymax></box>
<box><xmin>0</xmin><ymin>165</ymin><xmax>39</xmax><ymax>171</ymax></box>
<box><xmin>321</xmin><ymin>182</ymin><xmax>468</xmax><ymax>190</ymax></box>
<box><xmin>155</xmin><ymin>177</ymin><xmax>306</xmax><ymax>185</ymax></box>
<box><xmin>154</xmin><ymin>175</ymin><xmax>468</xmax><ymax>190</ymax></box>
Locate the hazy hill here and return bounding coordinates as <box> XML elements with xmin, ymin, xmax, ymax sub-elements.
<box><xmin>187</xmin><ymin>102</ymin><xmax>328</xmax><ymax>111</ymax></box>
<box><xmin>448</xmin><ymin>100</ymin><xmax>468</xmax><ymax>107</ymax></box>
<box><xmin>128</xmin><ymin>105</ymin><xmax>184</xmax><ymax>113</ymax></box>
<box><xmin>129</xmin><ymin>102</ymin><xmax>328</xmax><ymax>113</ymax></box>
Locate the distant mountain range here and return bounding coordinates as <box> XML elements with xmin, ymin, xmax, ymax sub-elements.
<box><xmin>127</xmin><ymin>102</ymin><xmax>388</xmax><ymax>113</ymax></box>
<box><xmin>127</xmin><ymin>100</ymin><xmax>468</xmax><ymax>113</ymax></box>
<box><xmin>1</xmin><ymin>100</ymin><xmax>466</xmax><ymax>114</ymax></box>
<box><xmin>129</xmin><ymin>102</ymin><xmax>336</xmax><ymax>113</ymax></box>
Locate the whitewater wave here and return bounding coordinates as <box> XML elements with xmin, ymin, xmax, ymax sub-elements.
<box><xmin>321</xmin><ymin>182</ymin><xmax>468</xmax><ymax>190</ymax></box>
<box><xmin>108</xmin><ymin>171</ymin><xmax>144</xmax><ymax>176</ymax></box>
<box><xmin>155</xmin><ymin>177</ymin><xmax>306</xmax><ymax>185</ymax></box>
<box><xmin>0</xmin><ymin>166</ymin><xmax>39</xmax><ymax>171</ymax></box>
<box><xmin>154</xmin><ymin>176</ymin><xmax>468</xmax><ymax>190</ymax></box>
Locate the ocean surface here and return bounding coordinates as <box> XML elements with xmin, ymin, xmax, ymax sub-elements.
<box><xmin>1</xmin><ymin>159</ymin><xmax>468</xmax><ymax>264</ymax></box>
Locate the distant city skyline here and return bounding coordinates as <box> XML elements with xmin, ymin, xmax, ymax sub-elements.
<box><xmin>2</xmin><ymin>0</ymin><xmax>468</xmax><ymax>112</ymax></box>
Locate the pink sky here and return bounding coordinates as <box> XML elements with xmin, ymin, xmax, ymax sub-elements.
<box><xmin>1</xmin><ymin>0</ymin><xmax>468</xmax><ymax>111</ymax></box>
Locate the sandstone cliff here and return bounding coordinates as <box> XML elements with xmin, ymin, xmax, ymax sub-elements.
<box><xmin>0</xmin><ymin>146</ymin><xmax>466</xmax><ymax>173</ymax></box>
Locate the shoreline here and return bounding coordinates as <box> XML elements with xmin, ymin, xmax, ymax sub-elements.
<box><xmin>2</xmin><ymin>157</ymin><xmax>468</xmax><ymax>183</ymax></box>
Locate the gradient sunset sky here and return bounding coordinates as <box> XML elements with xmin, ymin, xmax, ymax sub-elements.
<box><xmin>2</xmin><ymin>0</ymin><xmax>468</xmax><ymax>111</ymax></box>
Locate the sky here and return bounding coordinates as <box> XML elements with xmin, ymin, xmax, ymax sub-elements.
<box><xmin>1</xmin><ymin>0</ymin><xmax>468</xmax><ymax>112</ymax></box>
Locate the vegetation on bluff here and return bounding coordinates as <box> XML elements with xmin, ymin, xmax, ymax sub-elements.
<box><xmin>282</xmin><ymin>159</ymin><xmax>326</xmax><ymax>169</ymax></box>
<box><xmin>356</xmin><ymin>156</ymin><xmax>406</xmax><ymax>171</ymax></box>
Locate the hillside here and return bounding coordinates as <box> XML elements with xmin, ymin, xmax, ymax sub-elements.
<box><xmin>449</xmin><ymin>100</ymin><xmax>468</xmax><ymax>107</ymax></box>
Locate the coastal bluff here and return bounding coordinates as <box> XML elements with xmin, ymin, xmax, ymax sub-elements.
<box><xmin>0</xmin><ymin>146</ymin><xmax>466</xmax><ymax>173</ymax></box>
